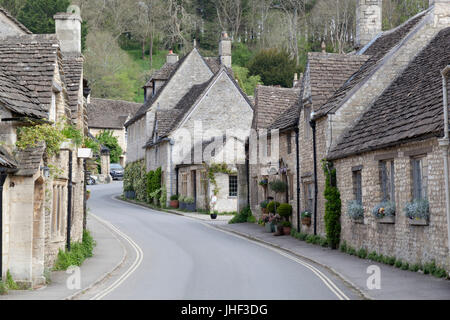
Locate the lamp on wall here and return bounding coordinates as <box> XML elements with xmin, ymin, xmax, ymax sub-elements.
<box><xmin>40</xmin><ymin>166</ymin><xmax>50</xmax><ymax>179</ymax></box>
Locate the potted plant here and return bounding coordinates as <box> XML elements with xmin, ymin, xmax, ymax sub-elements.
<box><xmin>347</xmin><ymin>200</ymin><xmax>364</xmax><ymax>223</ymax></box>
<box><xmin>372</xmin><ymin>201</ymin><xmax>396</xmax><ymax>224</ymax></box>
<box><xmin>259</xmin><ymin>179</ymin><xmax>268</xmax><ymax>186</ymax></box>
<box><xmin>270</xmin><ymin>214</ymin><xmax>282</xmax><ymax>235</ymax></box>
<box><xmin>269</xmin><ymin>180</ymin><xmax>287</xmax><ymax>194</ymax></box>
<box><xmin>267</xmin><ymin>201</ymin><xmax>281</xmax><ymax>214</ymax></box>
<box><xmin>260</xmin><ymin>200</ymin><xmax>269</xmax><ymax>214</ymax></box>
<box><xmin>184</xmin><ymin>197</ymin><xmax>196</xmax><ymax>212</ymax></box>
<box><xmin>301</xmin><ymin>211</ymin><xmax>312</xmax><ymax>226</ymax></box>
<box><xmin>404</xmin><ymin>199</ymin><xmax>429</xmax><ymax>226</ymax></box>
<box><xmin>178</xmin><ymin>196</ymin><xmax>186</xmax><ymax>210</ymax></box>
<box><xmin>86</xmin><ymin>190</ymin><xmax>91</xmax><ymax>200</ymax></box>
<box><xmin>170</xmin><ymin>194</ymin><xmax>179</xmax><ymax>209</ymax></box>
<box><xmin>281</xmin><ymin>221</ymin><xmax>292</xmax><ymax>235</ymax></box>
<box><xmin>210</xmin><ymin>210</ymin><xmax>218</xmax><ymax>220</ymax></box>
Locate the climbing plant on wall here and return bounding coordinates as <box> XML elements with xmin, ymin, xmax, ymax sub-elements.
<box><xmin>322</xmin><ymin>160</ymin><xmax>342</xmax><ymax>249</ymax></box>
<box><xmin>204</xmin><ymin>163</ymin><xmax>237</xmax><ymax>197</ymax></box>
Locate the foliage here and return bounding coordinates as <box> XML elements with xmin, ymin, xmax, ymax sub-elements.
<box><xmin>205</xmin><ymin>163</ymin><xmax>237</xmax><ymax>197</ymax></box>
<box><xmin>96</xmin><ymin>130</ymin><xmax>123</xmax><ymax>164</ymax></box>
<box><xmin>347</xmin><ymin>200</ymin><xmax>364</xmax><ymax>220</ymax></box>
<box><xmin>267</xmin><ymin>201</ymin><xmax>280</xmax><ymax>214</ymax></box>
<box><xmin>233</xmin><ymin>65</ymin><xmax>262</xmax><ymax>96</ymax></box>
<box><xmin>146</xmin><ymin>167</ymin><xmax>162</xmax><ymax>204</ymax></box>
<box><xmin>159</xmin><ymin>185</ymin><xmax>167</xmax><ymax>208</ymax></box>
<box><xmin>61</xmin><ymin>123</ymin><xmax>84</xmax><ymax>146</ymax></box>
<box><xmin>229</xmin><ymin>206</ymin><xmax>254</xmax><ymax>224</ymax></box>
<box><xmin>232</xmin><ymin>42</ymin><xmax>254</xmax><ymax>67</ymax></box>
<box><xmin>301</xmin><ymin>211</ymin><xmax>312</xmax><ymax>218</ymax></box>
<box><xmin>260</xmin><ymin>200</ymin><xmax>269</xmax><ymax>209</ymax></box>
<box><xmin>259</xmin><ymin>179</ymin><xmax>268</xmax><ymax>186</ymax></box>
<box><xmin>277</xmin><ymin>203</ymin><xmax>293</xmax><ymax>219</ymax></box>
<box><xmin>170</xmin><ymin>194</ymin><xmax>179</xmax><ymax>201</ymax></box>
<box><xmin>183</xmin><ymin>197</ymin><xmax>195</xmax><ymax>204</ymax></box>
<box><xmin>123</xmin><ymin>160</ymin><xmax>147</xmax><ymax>201</ymax></box>
<box><xmin>404</xmin><ymin>199</ymin><xmax>429</xmax><ymax>220</ymax></box>
<box><xmin>269</xmin><ymin>179</ymin><xmax>288</xmax><ymax>193</ymax></box>
<box><xmin>323</xmin><ymin>161</ymin><xmax>342</xmax><ymax>249</ymax></box>
<box><xmin>357</xmin><ymin>248</ymin><xmax>368</xmax><ymax>259</ymax></box>
<box><xmin>372</xmin><ymin>201</ymin><xmax>396</xmax><ymax>218</ymax></box>
<box><xmin>53</xmin><ymin>230</ymin><xmax>95</xmax><ymax>271</ymax></box>
<box><xmin>281</xmin><ymin>221</ymin><xmax>291</xmax><ymax>228</ymax></box>
<box><xmin>248</xmin><ymin>48</ymin><xmax>298</xmax><ymax>88</ymax></box>
<box><xmin>16</xmin><ymin>121</ymin><xmax>66</xmax><ymax>158</ymax></box>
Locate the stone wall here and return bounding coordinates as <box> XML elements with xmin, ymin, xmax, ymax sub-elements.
<box><xmin>335</xmin><ymin>138</ymin><xmax>450</xmax><ymax>272</ymax></box>
<box><xmin>0</xmin><ymin>11</ymin><xmax>27</xmax><ymax>38</ymax></box>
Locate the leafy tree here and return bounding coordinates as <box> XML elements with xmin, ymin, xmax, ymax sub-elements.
<box><xmin>0</xmin><ymin>0</ymin><xmax>25</xmax><ymax>16</ymax></box>
<box><xmin>247</xmin><ymin>48</ymin><xmax>298</xmax><ymax>88</ymax></box>
<box><xmin>233</xmin><ymin>65</ymin><xmax>262</xmax><ymax>96</ymax></box>
<box><xmin>96</xmin><ymin>130</ymin><xmax>123</xmax><ymax>164</ymax></box>
<box><xmin>323</xmin><ymin>160</ymin><xmax>342</xmax><ymax>249</ymax></box>
<box><xmin>232</xmin><ymin>42</ymin><xmax>254</xmax><ymax>67</ymax></box>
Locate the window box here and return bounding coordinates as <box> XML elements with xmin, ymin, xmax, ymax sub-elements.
<box><xmin>408</xmin><ymin>218</ymin><xmax>429</xmax><ymax>226</ymax></box>
<box><xmin>378</xmin><ymin>216</ymin><xmax>396</xmax><ymax>224</ymax></box>
<box><xmin>352</xmin><ymin>218</ymin><xmax>364</xmax><ymax>224</ymax></box>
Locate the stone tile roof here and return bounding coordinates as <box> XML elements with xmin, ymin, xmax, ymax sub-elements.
<box><xmin>306</xmin><ymin>52</ymin><xmax>369</xmax><ymax>110</ymax></box>
<box><xmin>88</xmin><ymin>98</ymin><xmax>141</xmax><ymax>130</ymax></box>
<box><xmin>203</xmin><ymin>57</ymin><xmax>221</xmax><ymax>74</ymax></box>
<box><xmin>0</xmin><ymin>7</ymin><xmax>32</xmax><ymax>35</ymax></box>
<box><xmin>0</xmin><ymin>34</ymin><xmax>61</xmax><ymax>116</ymax></box>
<box><xmin>144</xmin><ymin>62</ymin><xmax>179</xmax><ymax>87</ymax></box>
<box><xmin>62</xmin><ymin>56</ymin><xmax>83</xmax><ymax>122</ymax></box>
<box><xmin>315</xmin><ymin>11</ymin><xmax>428</xmax><ymax>118</ymax></box>
<box><xmin>15</xmin><ymin>143</ymin><xmax>45</xmax><ymax>176</ymax></box>
<box><xmin>0</xmin><ymin>146</ymin><xmax>17</xmax><ymax>169</ymax></box>
<box><xmin>328</xmin><ymin>27</ymin><xmax>450</xmax><ymax>160</ymax></box>
<box><xmin>0</xmin><ymin>70</ymin><xmax>46</xmax><ymax>118</ymax></box>
<box><xmin>253</xmin><ymin>85</ymin><xmax>301</xmax><ymax>130</ymax></box>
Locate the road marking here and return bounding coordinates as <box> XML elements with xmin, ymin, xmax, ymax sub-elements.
<box><xmin>201</xmin><ymin>223</ymin><xmax>350</xmax><ymax>301</ymax></box>
<box><xmin>89</xmin><ymin>214</ymin><xmax>144</xmax><ymax>300</ymax></box>
<box><xmin>114</xmin><ymin>195</ymin><xmax>350</xmax><ymax>300</ymax></box>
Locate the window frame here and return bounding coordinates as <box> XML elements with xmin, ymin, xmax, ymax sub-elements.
<box><xmin>352</xmin><ymin>169</ymin><xmax>362</xmax><ymax>205</ymax></box>
<box><xmin>411</xmin><ymin>156</ymin><xmax>428</xmax><ymax>201</ymax></box>
<box><xmin>229</xmin><ymin>175</ymin><xmax>238</xmax><ymax>197</ymax></box>
<box><xmin>379</xmin><ymin>160</ymin><xmax>395</xmax><ymax>202</ymax></box>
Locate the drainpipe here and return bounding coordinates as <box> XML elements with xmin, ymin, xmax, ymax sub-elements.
<box><xmin>310</xmin><ymin>115</ymin><xmax>318</xmax><ymax>236</ymax></box>
<box><xmin>295</xmin><ymin>127</ymin><xmax>301</xmax><ymax>233</ymax></box>
<box><xmin>0</xmin><ymin>170</ymin><xmax>7</xmax><ymax>279</ymax></box>
<box><xmin>83</xmin><ymin>160</ymin><xmax>87</xmax><ymax>231</ymax></box>
<box><xmin>67</xmin><ymin>150</ymin><xmax>73</xmax><ymax>251</ymax></box>
<box><xmin>246</xmin><ymin>141</ymin><xmax>250</xmax><ymax>207</ymax></box>
<box><xmin>440</xmin><ymin>66</ymin><xmax>450</xmax><ymax>254</ymax></box>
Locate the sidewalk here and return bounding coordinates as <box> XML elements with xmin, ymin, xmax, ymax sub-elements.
<box><xmin>215</xmin><ymin>222</ymin><xmax>450</xmax><ymax>300</ymax></box>
<box><xmin>0</xmin><ymin>215</ymin><xmax>125</xmax><ymax>300</ymax></box>
<box><xmin>165</xmin><ymin>208</ymin><xmax>233</xmax><ymax>223</ymax></box>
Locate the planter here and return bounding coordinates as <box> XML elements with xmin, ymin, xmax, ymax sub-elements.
<box><xmin>86</xmin><ymin>193</ymin><xmax>91</xmax><ymax>201</ymax></box>
<box><xmin>301</xmin><ymin>217</ymin><xmax>311</xmax><ymax>226</ymax></box>
<box><xmin>170</xmin><ymin>200</ymin><xmax>179</xmax><ymax>209</ymax></box>
<box><xmin>210</xmin><ymin>214</ymin><xmax>218</xmax><ymax>220</ymax></box>
<box><xmin>124</xmin><ymin>191</ymin><xmax>136</xmax><ymax>199</ymax></box>
<box><xmin>179</xmin><ymin>202</ymin><xmax>186</xmax><ymax>210</ymax></box>
<box><xmin>261</xmin><ymin>208</ymin><xmax>269</xmax><ymax>215</ymax></box>
<box><xmin>184</xmin><ymin>203</ymin><xmax>196</xmax><ymax>212</ymax></box>
<box><xmin>377</xmin><ymin>216</ymin><xmax>395</xmax><ymax>224</ymax></box>
<box><xmin>264</xmin><ymin>223</ymin><xmax>273</xmax><ymax>233</ymax></box>
<box><xmin>408</xmin><ymin>218</ymin><xmax>429</xmax><ymax>226</ymax></box>
<box><xmin>282</xmin><ymin>227</ymin><xmax>291</xmax><ymax>235</ymax></box>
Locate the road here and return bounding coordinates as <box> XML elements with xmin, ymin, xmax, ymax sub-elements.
<box><xmin>85</xmin><ymin>182</ymin><xmax>359</xmax><ymax>300</ymax></box>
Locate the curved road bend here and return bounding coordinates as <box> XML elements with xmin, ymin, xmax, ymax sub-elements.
<box><xmin>86</xmin><ymin>182</ymin><xmax>360</xmax><ymax>300</ymax></box>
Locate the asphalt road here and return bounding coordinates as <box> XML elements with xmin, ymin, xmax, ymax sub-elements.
<box><xmin>87</xmin><ymin>182</ymin><xmax>358</xmax><ymax>300</ymax></box>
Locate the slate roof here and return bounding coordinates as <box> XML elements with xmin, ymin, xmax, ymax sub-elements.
<box><xmin>0</xmin><ymin>70</ymin><xmax>46</xmax><ymax>118</ymax></box>
<box><xmin>253</xmin><ymin>85</ymin><xmax>301</xmax><ymax>130</ymax></box>
<box><xmin>328</xmin><ymin>27</ymin><xmax>450</xmax><ymax>160</ymax></box>
<box><xmin>0</xmin><ymin>7</ymin><xmax>32</xmax><ymax>34</ymax></box>
<box><xmin>88</xmin><ymin>98</ymin><xmax>141</xmax><ymax>130</ymax></box>
<box><xmin>62</xmin><ymin>56</ymin><xmax>83</xmax><ymax>122</ymax></box>
<box><xmin>315</xmin><ymin>10</ymin><xmax>428</xmax><ymax>118</ymax></box>
<box><xmin>0</xmin><ymin>34</ymin><xmax>61</xmax><ymax>116</ymax></box>
<box><xmin>15</xmin><ymin>143</ymin><xmax>45</xmax><ymax>176</ymax></box>
<box><xmin>0</xmin><ymin>146</ymin><xmax>17</xmax><ymax>169</ymax></box>
<box><xmin>305</xmin><ymin>52</ymin><xmax>369</xmax><ymax>110</ymax></box>
<box><xmin>144</xmin><ymin>62</ymin><xmax>179</xmax><ymax>87</ymax></box>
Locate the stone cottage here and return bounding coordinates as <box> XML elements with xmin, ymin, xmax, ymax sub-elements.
<box><xmin>327</xmin><ymin>27</ymin><xmax>450</xmax><ymax>272</ymax></box>
<box><xmin>249</xmin><ymin>85</ymin><xmax>301</xmax><ymax>227</ymax></box>
<box><xmin>0</xmin><ymin>7</ymin><xmax>88</xmax><ymax>287</ymax></box>
<box><xmin>125</xmin><ymin>33</ymin><xmax>254</xmax><ymax>210</ymax></box>
<box><xmin>88</xmin><ymin>98</ymin><xmax>141</xmax><ymax>167</ymax></box>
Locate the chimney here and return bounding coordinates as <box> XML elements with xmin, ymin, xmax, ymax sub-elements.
<box><xmin>54</xmin><ymin>6</ymin><xmax>82</xmax><ymax>55</ymax></box>
<box><xmin>293</xmin><ymin>73</ymin><xmax>298</xmax><ymax>87</ymax></box>
<box><xmin>219</xmin><ymin>31</ymin><xmax>232</xmax><ymax>69</ymax></box>
<box><xmin>167</xmin><ymin>50</ymin><xmax>179</xmax><ymax>64</ymax></box>
<box><xmin>356</xmin><ymin>0</ymin><xmax>382</xmax><ymax>49</ymax></box>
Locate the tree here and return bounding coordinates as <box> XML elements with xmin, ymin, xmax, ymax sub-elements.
<box><xmin>17</xmin><ymin>0</ymin><xmax>70</xmax><ymax>34</ymax></box>
<box><xmin>96</xmin><ymin>130</ymin><xmax>123</xmax><ymax>164</ymax></box>
<box><xmin>233</xmin><ymin>65</ymin><xmax>262</xmax><ymax>95</ymax></box>
<box><xmin>247</xmin><ymin>48</ymin><xmax>297</xmax><ymax>88</ymax></box>
<box><xmin>323</xmin><ymin>161</ymin><xmax>341</xmax><ymax>249</ymax></box>
<box><xmin>0</xmin><ymin>0</ymin><xmax>26</xmax><ymax>16</ymax></box>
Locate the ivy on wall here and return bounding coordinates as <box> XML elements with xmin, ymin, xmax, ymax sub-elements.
<box><xmin>123</xmin><ymin>160</ymin><xmax>147</xmax><ymax>202</ymax></box>
<box><xmin>204</xmin><ymin>163</ymin><xmax>237</xmax><ymax>196</ymax></box>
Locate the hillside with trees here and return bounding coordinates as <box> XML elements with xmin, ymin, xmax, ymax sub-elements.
<box><xmin>1</xmin><ymin>0</ymin><xmax>430</xmax><ymax>102</ymax></box>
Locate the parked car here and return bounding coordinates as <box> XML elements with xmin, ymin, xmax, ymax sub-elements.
<box><xmin>110</xmin><ymin>163</ymin><xmax>124</xmax><ymax>180</ymax></box>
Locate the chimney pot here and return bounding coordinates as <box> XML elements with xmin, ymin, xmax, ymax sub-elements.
<box><xmin>167</xmin><ymin>50</ymin><xmax>179</xmax><ymax>64</ymax></box>
<box><xmin>219</xmin><ymin>31</ymin><xmax>232</xmax><ymax>68</ymax></box>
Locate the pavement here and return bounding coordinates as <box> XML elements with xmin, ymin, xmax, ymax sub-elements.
<box><xmin>216</xmin><ymin>222</ymin><xmax>450</xmax><ymax>300</ymax></box>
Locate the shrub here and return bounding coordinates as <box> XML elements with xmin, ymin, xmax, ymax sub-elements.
<box><xmin>299</xmin><ymin>233</ymin><xmax>308</xmax><ymax>241</ymax></box>
<box><xmin>323</xmin><ymin>161</ymin><xmax>342</xmax><ymax>249</ymax></box>
<box><xmin>277</xmin><ymin>203</ymin><xmax>293</xmax><ymax>219</ymax></box>
<box><xmin>386</xmin><ymin>256</ymin><xmax>396</xmax><ymax>266</ymax></box>
<box><xmin>5</xmin><ymin>270</ymin><xmax>19</xmax><ymax>290</ymax></box>
<box><xmin>404</xmin><ymin>199</ymin><xmax>429</xmax><ymax>220</ymax></box>
<box><xmin>170</xmin><ymin>195</ymin><xmax>179</xmax><ymax>201</ymax></box>
<box><xmin>96</xmin><ymin>130</ymin><xmax>123</xmax><ymax>163</ymax></box>
<box><xmin>401</xmin><ymin>262</ymin><xmax>410</xmax><ymax>271</ymax></box>
<box><xmin>377</xmin><ymin>254</ymin><xmax>385</xmax><ymax>263</ymax></box>
<box><xmin>372</xmin><ymin>201</ymin><xmax>396</xmax><ymax>218</ymax></box>
<box><xmin>339</xmin><ymin>241</ymin><xmax>347</xmax><ymax>253</ymax></box>
<box><xmin>421</xmin><ymin>260</ymin><xmax>447</xmax><ymax>278</ymax></box>
<box><xmin>347</xmin><ymin>200</ymin><xmax>364</xmax><ymax>220</ymax></box>
<box><xmin>267</xmin><ymin>201</ymin><xmax>280</xmax><ymax>214</ymax></box>
<box><xmin>347</xmin><ymin>246</ymin><xmax>357</xmax><ymax>256</ymax></box>
<box><xmin>184</xmin><ymin>197</ymin><xmax>195</xmax><ymax>204</ymax></box>
<box><xmin>260</xmin><ymin>200</ymin><xmax>269</xmax><ymax>209</ymax></box>
<box><xmin>281</xmin><ymin>221</ymin><xmax>292</xmax><ymax>228</ymax></box>
<box><xmin>368</xmin><ymin>251</ymin><xmax>378</xmax><ymax>261</ymax></box>
<box><xmin>0</xmin><ymin>281</ymin><xmax>7</xmax><ymax>295</ymax></box>
<box><xmin>409</xmin><ymin>264</ymin><xmax>421</xmax><ymax>272</ymax></box>
<box><xmin>395</xmin><ymin>259</ymin><xmax>403</xmax><ymax>268</ymax></box>
<box><xmin>229</xmin><ymin>206</ymin><xmax>253</xmax><ymax>224</ymax></box>
<box><xmin>53</xmin><ymin>230</ymin><xmax>95</xmax><ymax>271</ymax></box>
<box><xmin>357</xmin><ymin>248</ymin><xmax>368</xmax><ymax>259</ymax></box>
<box><xmin>320</xmin><ymin>237</ymin><xmax>329</xmax><ymax>248</ymax></box>
<box><xmin>306</xmin><ymin>235</ymin><xmax>315</xmax><ymax>244</ymax></box>
<box><xmin>247</xmin><ymin>215</ymin><xmax>257</xmax><ymax>223</ymax></box>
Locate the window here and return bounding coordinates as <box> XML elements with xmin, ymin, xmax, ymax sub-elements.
<box><xmin>229</xmin><ymin>176</ymin><xmax>238</xmax><ymax>197</ymax></box>
<box><xmin>181</xmin><ymin>173</ymin><xmax>188</xmax><ymax>197</ymax></box>
<box><xmin>379</xmin><ymin>160</ymin><xmax>395</xmax><ymax>202</ymax></box>
<box><xmin>353</xmin><ymin>169</ymin><xmax>362</xmax><ymax>205</ymax></box>
<box><xmin>411</xmin><ymin>157</ymin><xmax>428</xmax><ymax>200</ymax></box>
<box><xmin>304</xmin><ymin>106</ymin><xmax>311</xmax><ymax>139</ymax></box>
<box><xmin>287</xmin><ymin>132</ymin><xmax>292</xmax><ymax>154</ymax></box>
<box><xmin>304</xmin><ymin>183</ymin><xmax>314</xmax><ymax>213</ymax></box>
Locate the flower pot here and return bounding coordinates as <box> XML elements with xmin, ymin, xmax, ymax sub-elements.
<box><xmin>125</xmin><ymin>191</ymin><xmax>136</xmax><ymax>199</ymax></box>
<box><xmin>179</xmin><ymin>202</ymin><xmax>186</xmax><ymax>210</ymax></box>
<box><xmin>283</xmin><ymin>227</ymin><xmax>291</xmax><ymax>235</ymax></box>
<box><xmin>264</xmin><ymin>223</ymin><xmax>273</xmax><ymax>233</ymax></box>
<box><xmin>86</xmin><ymin>193</ymin><xmax>90</xmax><ymax>200</ymax></box>
<box><xmin>170</xmin><ymin>200</ymin><xmax>179</xmax><ymax>209</ymax></box>
<box><xmin>301</xmin><ymin>217</ymin><xmax>311</xmax><ymax>226</ymax></box>
<box><xmin>378</xmin><ymin>216</ymin><xmax>395</xmax><ymax>224</ymax></box>
<box><xmin>185</xmin><ymin>203</ymin><xmax>196</xmax><ymax>212</ymax></box>
<box><xmin>408</xmin><ymin>218</ymin><xmax>429</xmax><ymax>226</ymax></box>
<box><xmin>210</xmin><ymin>214</ymin><xmax>218</xmax><ymax>220</ymax></box>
